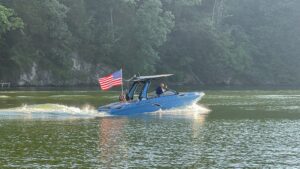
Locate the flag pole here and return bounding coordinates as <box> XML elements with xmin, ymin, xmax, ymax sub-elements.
<box><xmin>121</xmin><ymin>68</ymin><xmax>124</xmax><ymax>94</ymax></box>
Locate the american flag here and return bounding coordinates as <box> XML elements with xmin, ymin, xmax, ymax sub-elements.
<box><xmin>98</xmin><ymin>70</ymin><xmax>123</xmax><ymax>90</ymax></box>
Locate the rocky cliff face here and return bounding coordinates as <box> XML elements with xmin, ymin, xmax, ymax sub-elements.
<box><xmin>16</xmin><ymin>56</ymin><xmax>113</xmax><ymax>87</ymax></box>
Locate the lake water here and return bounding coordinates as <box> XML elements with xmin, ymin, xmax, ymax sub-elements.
<box><xmin>0</xmin><ymin>89</ymin><xmax>300</xmax><ymax>168</ymax></box>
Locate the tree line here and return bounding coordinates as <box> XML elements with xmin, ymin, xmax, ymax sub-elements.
<box><xmin>0</xmin><ymin>0</ymin><xmax>300</xmax><ymax>86</ymax></box>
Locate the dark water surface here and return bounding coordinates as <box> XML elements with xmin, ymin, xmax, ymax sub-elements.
<box><xmin>0</xmin><ymin>90</ymin><xmax>300</xmax><ymax>168</ymax></box>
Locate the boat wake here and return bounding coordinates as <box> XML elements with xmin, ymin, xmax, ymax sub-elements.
<box><xmin>0</xmin><ymin>104</ymin><xmax>109</xmax><ymax>120</ymax></box>
<box><xmin>0</xmin><ymin>103</ymin><xmax>210</xmax><ymax>120</ymax></box>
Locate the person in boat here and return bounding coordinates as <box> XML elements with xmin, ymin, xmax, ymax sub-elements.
<box><xmin>119</xmin><ymin>92</ymin><xmax>126</xmax><ymax>102</ymax></box>
<box><xmin>156</xmin><ymin>83</ymin><xmax>167</xmax><ymax>96</ymax></box>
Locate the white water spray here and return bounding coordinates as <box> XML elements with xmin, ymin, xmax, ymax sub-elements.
<box><xmin>0</xmin><ymin>103</ymin><xmax>110</xmax><ymax>119</ymax></box>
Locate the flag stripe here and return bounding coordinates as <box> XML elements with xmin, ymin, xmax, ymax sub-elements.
<box><xmin>99</xmin><ymin>79</ymin><xmax>122</xmax><ymax>86</ymax></box>
<box><xmin>98</xmin><ymin>70</ymin><xmax>122</xmax><ymax>90</ymax></box>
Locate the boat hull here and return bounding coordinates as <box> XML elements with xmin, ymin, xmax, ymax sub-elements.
<box><xmin>98</xmin><ymin>92</ymin><xmax>204</xmax><ymax>115</ymax></box>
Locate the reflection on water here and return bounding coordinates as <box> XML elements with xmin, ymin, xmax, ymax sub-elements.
<box><xmin>97</xmin><ymin>106</ymin><xmax>209</xmax><ymax>168</ymax></box>
<box><xmin>193</xmin><ymin>112</ymin><xmax>207</xmax><ymax>125</ymax></box>
<box><xmin>192</xmin><ymin>114</ymin><xmax>207</xmax><ymax>138</ymax></box>
<box><xmin>99</xmin><ymin>117</ymin><xmax>128</xmax><ymax>168</ymax></box>
<box><xmin>0</xmin><ymin>90</ymin><xmax>300</xmax><ymax>168</ymax></box>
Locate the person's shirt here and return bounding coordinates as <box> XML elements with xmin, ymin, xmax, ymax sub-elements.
<box><xmin>156</xmin><ymin>86</ymin><xmax>164</xmax><ymax>96</ymax></box>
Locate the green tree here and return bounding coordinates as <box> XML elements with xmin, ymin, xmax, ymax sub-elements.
<box><xmin>0</xmin><ymin>4</ymin><xmax>23</xmax><ymax>81</ymax></box>
<box><xmin>6</xmin><ymin>0</ymin><xmax>74</xmax><ymax>84</ymax></box>
<box><xmin>0</xmin><ymin>4</ymin><xmax>23</xmax><ymax>38</ymax></box>
<box><xmin>132</xmin><ymin>0</ymin><xmax>174</xmax><ymax>73</ymax></box>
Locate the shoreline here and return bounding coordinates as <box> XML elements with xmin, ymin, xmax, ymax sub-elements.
<box><xmin>1</xmin><ymin>84</ymin><xmax>300</xmax><ymax>91</ymax></box>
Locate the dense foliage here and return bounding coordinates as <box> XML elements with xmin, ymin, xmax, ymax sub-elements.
<box><xmin>0</xmin><ymin>0</ymin><xmax>300</xmax><ymax>86</ymax></box>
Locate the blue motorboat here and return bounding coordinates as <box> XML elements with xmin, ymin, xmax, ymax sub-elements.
<box><xmin>98</xmin><ymin>74</ymin><xmax>204</xmax><ymax>115</ymax></box>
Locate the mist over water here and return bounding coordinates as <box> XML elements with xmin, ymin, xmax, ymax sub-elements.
<box><xmin>0</xmin><ymin>89</ymin><xmax>300</xmax><ymax>168</ymax></box>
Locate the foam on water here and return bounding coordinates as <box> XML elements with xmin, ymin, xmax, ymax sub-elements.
<box><xmin>103</xmin><ymin>95</ymin><xmax>119</xmax><ymax>98</ymax></box>
<box><xmin>0</xmin><ymin>103</ymin><xmax>109</xmax><ymax>119</ymax></box>
<box><xmin>16</xmin><ymin>96</ymin><xmax>34</xmax><ymax>98</ymax></box>
<box><xmin>49</xmin><ymin>95</ymin><xmax>90</xmax><ymax>98</ymax></box>
<box><xmin>255</xmin><ymin>95</ymin><xmax>300</xmax><ymax>99</ymax></box>
<box><xmin>0</xmin><ymin>95</ymin><xmax>10</xmax><ymax>98</ymax></box>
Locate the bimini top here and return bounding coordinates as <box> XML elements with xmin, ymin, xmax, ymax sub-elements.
<box><xmin>128</xmin><ymin>74</ymin><xmax>173</xmax><ymax>82</ymax></box>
